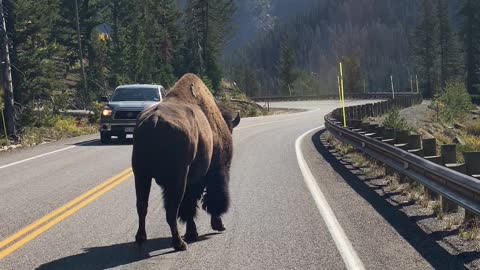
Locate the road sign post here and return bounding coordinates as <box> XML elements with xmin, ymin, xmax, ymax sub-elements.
<box><xmin>416</xmin><ymin>74</ymin><xmax>420</xmax><ymax>94</ymax></box>
<box><xmin>390</xmin><ymin>75</ymin><xmax>395</xmax><ymax>99</ymax></box>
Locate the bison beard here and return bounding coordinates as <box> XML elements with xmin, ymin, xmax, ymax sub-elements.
<box><xmin>132</xmin><ymin>74</ymin><xmax>240</xmax><ymax>251</ymax></box>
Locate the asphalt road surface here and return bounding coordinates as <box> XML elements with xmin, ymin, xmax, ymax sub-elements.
<box><xmin>0</xmin><ymin>100</ymin><xmax>452</xmax><ymax>269</ymax></box>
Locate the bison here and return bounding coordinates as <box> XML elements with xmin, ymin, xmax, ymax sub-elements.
<box><xmin>132</xmin><ymin>74</ymin><xmax>240</xmax><ymax>251</ymax></box>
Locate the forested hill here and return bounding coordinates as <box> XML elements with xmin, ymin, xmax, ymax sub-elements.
<box><xmin>224</xmin><ymin>0</ymin><xmax>460</xmax><ymax>97</ymax></box>
<box><xmin>226</xmin><ymin>0</ymin><xmax>315</xmax><ymax>52</ymax></box>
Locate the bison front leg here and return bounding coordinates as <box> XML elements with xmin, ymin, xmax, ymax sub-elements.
<box><xmin>203</xmin><ymin>167</ymin><xmax>230</xmax><ymax>232</ymax></box>
<box><xmin>135</xmin><ymin>173</ymin><xmax>152</xmax><ymax>244</ymax></box>
<box><xmin>164</xmin><ymin>168</ymin><xmax>188</xmax><ymax>251</ymax></box>
<box><xmin>179</xmin><ymin>183</ymin><xmax>204</xmax><ymax>242</ymax></box>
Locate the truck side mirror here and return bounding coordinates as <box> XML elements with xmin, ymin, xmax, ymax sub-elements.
<box><xmin>100</xmin><ymin>96</ymin><xmax>109</xmax><ymax>103</ymax></box>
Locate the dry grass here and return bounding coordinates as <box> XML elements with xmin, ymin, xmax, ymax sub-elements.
<box><xmin>460</xmin><ymin>227</ymin><xmax>480</xmax><ymax>241</ymax></box>
<box><xmin>336</xmin><ymin>143</ymin><xmax>354</xmax><ymax>155</ymax></box>
<box><xmin>445</xmin><ymin>216</ymin><xmax>464</xmax><ymax>230</ymax></box>
<box><xmin>460</xmin><ymin>135</ymin><xmax>480</xmax><ymax>152</ymax></box>
<box><xmin>431</xmin><ymin>201</ymin><xmax>444</xmax><ymax>219</ymax></box>
<box><xmin>466</xmin><ymin>121</ymin><xmax>480</xmax><ymax>136</ymax></box>
<box><xmin>21</xmin><ymin>117</ymin><xmax>98</xmax><ymax>147</ymax></box>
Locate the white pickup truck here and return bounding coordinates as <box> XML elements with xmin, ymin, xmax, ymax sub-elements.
<box><xmin>99</xmin><ymin>84</ymin><xmax>167</xmax><ymax>144</ymax></box>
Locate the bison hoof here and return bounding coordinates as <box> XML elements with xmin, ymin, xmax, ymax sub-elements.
<box><xmin>184</xmin><ymin>231</ymin><xmax>199</xmax><ymax>242</ymax></box>
<box><xmin>173</xmin><ymin>238</ymin><xmax>188</xmax><ymax>251</ymax></box>
<box><xmin>135</xmin><ymin>232</ymin><xmax>147</xmax><ymax>244</ymax></box>
<box><xmin>211</xmin><ymin>216</ymin><xmax>226</xmax><ymax>232</ymax></box>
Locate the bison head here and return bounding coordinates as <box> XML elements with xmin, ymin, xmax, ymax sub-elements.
<box><xmin>218</xmin><ymin>104</ymin><xmax>241</xmax><ymax>133</ymax></box>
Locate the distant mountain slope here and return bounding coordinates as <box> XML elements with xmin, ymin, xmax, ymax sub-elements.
<box><xmin>224</xmin><ymin>0</ymin><xmax>461</xmax><ymax>96</ymax></box>
<box><xmin>226</xmin><ymin>0</ymin><xmax>315</xmax><ymax>52</ymax></box>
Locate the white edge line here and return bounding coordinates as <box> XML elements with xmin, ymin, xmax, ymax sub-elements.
<box><xmin>0</xmin><ymin>139</ymin><xmax>97</xmax><ymax>170</ymax></box>
<box><xmin>295</xmin><ymin>126</ymin><xmax>366</xmax><ymax>270</ymax></box>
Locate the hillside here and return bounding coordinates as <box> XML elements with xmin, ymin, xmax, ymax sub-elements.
<box><xmin>224</xmin><ymin>0</ymin><xmax>461</xmax><ymax>97</ymax></box>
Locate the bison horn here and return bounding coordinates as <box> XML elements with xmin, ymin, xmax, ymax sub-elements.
<box><xmin>233</xmin><ymin>111</ymin><xmax>241</xmax><ymax>128</ymax></box>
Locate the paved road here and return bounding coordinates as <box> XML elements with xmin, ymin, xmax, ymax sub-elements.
<box><xmin>0</xmin><ymin>100</ymin><xmax>450</xmax><ymax>269</ymax></box>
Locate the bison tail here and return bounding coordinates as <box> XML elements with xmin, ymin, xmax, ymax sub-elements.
<box><xmin>202</xmin><ymin>167</ymin><xmax>230</xmax><ymax>216</ymax></box>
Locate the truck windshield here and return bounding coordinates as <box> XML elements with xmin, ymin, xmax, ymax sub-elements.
<box><xmin>111</xmin><ymin>88</ymin><xmax>160</xmax><ymax>102</ymax></box>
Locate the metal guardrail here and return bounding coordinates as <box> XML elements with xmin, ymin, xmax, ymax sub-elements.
<box><xmin>325</xmin><ymin>95</ymin><xmax>480</xmax><ymax>216</ymax></box>
<box><xmin>252</xmin><ymin>92</ymin><xmax>417</xmax><ymax>102</ymax></box>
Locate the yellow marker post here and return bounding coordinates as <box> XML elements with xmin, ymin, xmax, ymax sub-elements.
<box><xmin>337</xmin><ymin>76</ymin><xmax>342</xmax><ymax>108</ymax></box>
<box><xmin>339</xmin><ymin>63</ymin><xmax>347</xmax><ymax>127</ymax></box>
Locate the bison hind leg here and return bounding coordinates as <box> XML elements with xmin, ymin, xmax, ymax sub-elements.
<box><xmin>162</xmin><ymin>168</ymin><xmax>189</xmax><ymax>251</ymax></box>
<box><xmin>179</xmin><ymin>183</ymin><xmax>204</xmax><ymax>242</ymax></box>
<box><xmin>134</xmin><ymin>173</ymin><xmax>152</xmax><ymax>244</ymax></box>
<box><xmin>202</xmin><ymin>167</ymin><xmax>230</xmax><ymax>231</ymax></box>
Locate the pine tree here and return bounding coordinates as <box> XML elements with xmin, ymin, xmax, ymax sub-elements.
<box><xmin>277</xmin><ymin>37</ymin><xmax>296</xmax><ymax>96</ymax></box>
<box><xmin>108</xmin><ymin>0</ymin><xmax>183</xmax><ymax>88</ymax></box>
<box><xmin>184</xmin><ymin>0</ymin><xmax>235</xmax><ymax>92</ymax></box>
<box><xmin>437</xmin><ymin>0</ymin><xmax>462</xmax><ymax>88</ymax></box>
<box><xmin>13</xmin><ymin>0</ymin><xmax>66</xmax><ymax>104</ymax></box>
<box><xmin>460</xmin><ymin>0</ymin><xmax>480</xmax><ymax>94</ymax></box>
<box><xmin>343</xmin><ymin>55</ymin><xmax>362</xmax><ymax>94</ymax></box>
<box><xmin>414</xmin><ymin>0</ymin><xmax>438</xmax><ymax>98</ymax></box>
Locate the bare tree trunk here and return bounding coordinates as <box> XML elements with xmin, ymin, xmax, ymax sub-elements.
<box><xmin>0</xmin><ymin>0</ymin><xmax>16</xmax><ymax>138</ymax></box>
<box><xmin>75</xmin><ymin>0</ymin><xmax>88</xmax><ymax>108</ymax></box>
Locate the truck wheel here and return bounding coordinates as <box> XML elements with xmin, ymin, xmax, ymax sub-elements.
<box><xmin>101</xmin><ymin>132</ymin><xmax>111</xmax><ymax>144</ymax></box>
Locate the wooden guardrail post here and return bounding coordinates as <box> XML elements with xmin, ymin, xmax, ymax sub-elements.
<box><xmin>422</xmin><ymin>138</ymin><xmax>437</xmax><ymax>156</ymax></box>
<box><xmin>441</xmin><ymin>144</ymin><xmax>458</xmax><ymax>165</ymax></box>
<box><xmin>418</xmin><ymin>138</ymin><xmax>442</xmax><ymax>200</ymax></box>
<box><xmin>395</xmin><ymin>130</ymin><xmax>409</xmax><ymax>144</ymax></box>
<box><xmin>441</xmin><ymin>144</ymin><xmax>463</xmax><ymax>213</ymax></box>
<box><xmin>374</xmin><ymin>126</ymin><xmax>385</xmax><ymax>140</ymax></box>
<box><xmin>463</xmin><ymin>152</ymin><xmax>480</xmax><ymax>223</ymax></box>
<box><xmin>407</xmin><ymin>134</ymin><xmax>422</xmax><ymax>150</ymax></box>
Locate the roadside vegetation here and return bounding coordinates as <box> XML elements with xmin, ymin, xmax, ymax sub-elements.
<box><xmin>0</xmin><ymin>0</ymin><xmax>237</xmax><ymax>149</ymax></box>
<box><xmin>324</xmin><ymin>132</ymin><xmax>480</xmax><ymax>246</ymax></box>
<box><xmin>382</xmin><ymin>107</ymin><xmax>411</xmax><ymax>131</ymax></box>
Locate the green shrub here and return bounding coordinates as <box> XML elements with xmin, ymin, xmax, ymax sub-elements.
<box><xmin>88</xmin><ymin>101</ymin><xmax>105</xmax><ymax>124</ymax></box>
<box><xmin>21</xmin><ymin>102</ymin><xmax>58</xmax><ymax>128</ymax></box>
<box><xmin>433</xmin><ymin>81</ymin><xmax>472</xmax><ymax>123</ymax></box>
<box><xmin>54</xmin><ymin>117</ymin><xmax>79</xmax><ymax>135</ymax></box>
<box><xmin>383</xmin><ymin>107</ymin><xmax>410</xmax><ymax>131</ymax></box>
<box><xmin>246</xmin><ymin>107</ymin><xmax>260</xmax><ymax>117</ymax></box>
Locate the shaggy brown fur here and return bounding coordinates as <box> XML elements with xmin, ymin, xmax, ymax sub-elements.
<box><xmin>132</xmin><ymin>73</ymin><xmax>240</xmax><ymax>251</ymax></box>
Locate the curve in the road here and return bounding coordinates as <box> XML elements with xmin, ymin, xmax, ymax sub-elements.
<box><xmin>296</xmin><ymin>126</ymin><xmax>365</xmax><ymax>270</ymax></box>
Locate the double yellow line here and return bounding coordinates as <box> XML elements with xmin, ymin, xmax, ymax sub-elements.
<box><xmin>0</xmin><ymin>168</ymin><xmax>133</xmax><ymax>260</ymax></box>
<box><xmin>0</xmin><ymin>112</ymin><xmax>318</xmax><ymax>261</ymax></box>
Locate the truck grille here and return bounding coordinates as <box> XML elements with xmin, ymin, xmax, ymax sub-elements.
<box><xmin>114</xmin><ymin>111</ymin><xmax>141</xmax><ymax>120</ymax></box>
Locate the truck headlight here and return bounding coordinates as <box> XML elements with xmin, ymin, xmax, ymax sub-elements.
<box><xmin>102</xmin><ymin>109</ymin><xmax>113</xmax><ymax>117</ymax></box>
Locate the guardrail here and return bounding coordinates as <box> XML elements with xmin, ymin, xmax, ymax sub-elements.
<box><xmin>324</xmin><ymin>94</ymin><xmax>480</xmax><ymax>219</ymax></box>
<box><xmin>252</xmin><ymin>92</ymin><xmax>417</xmax><ymax>102</ymax></box>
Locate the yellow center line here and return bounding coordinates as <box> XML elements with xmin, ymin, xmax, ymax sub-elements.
<box><xmin>0</xmin><ymin>168</ymin><xmax>133</xmax><ymax>260</ymax></box>
<box><xmin>0</xmin><ymin>110</ymin><xmax>321</xmax><ymax>260</ymax></box>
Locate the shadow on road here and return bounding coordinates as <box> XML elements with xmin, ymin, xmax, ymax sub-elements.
<box><xmin>312</xmin><ymin>129</ymin><xmax>478</xmax><ymax>270</ymax></box>
<box><xmin>73</xmin><ymin>138</ymin><xmax>134</xmax><ymax>147</ymax></box>
<box><xmin>36</xmin><ymin>234</ymin><xmax>217</xmax><ymax>270</ymax></box>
